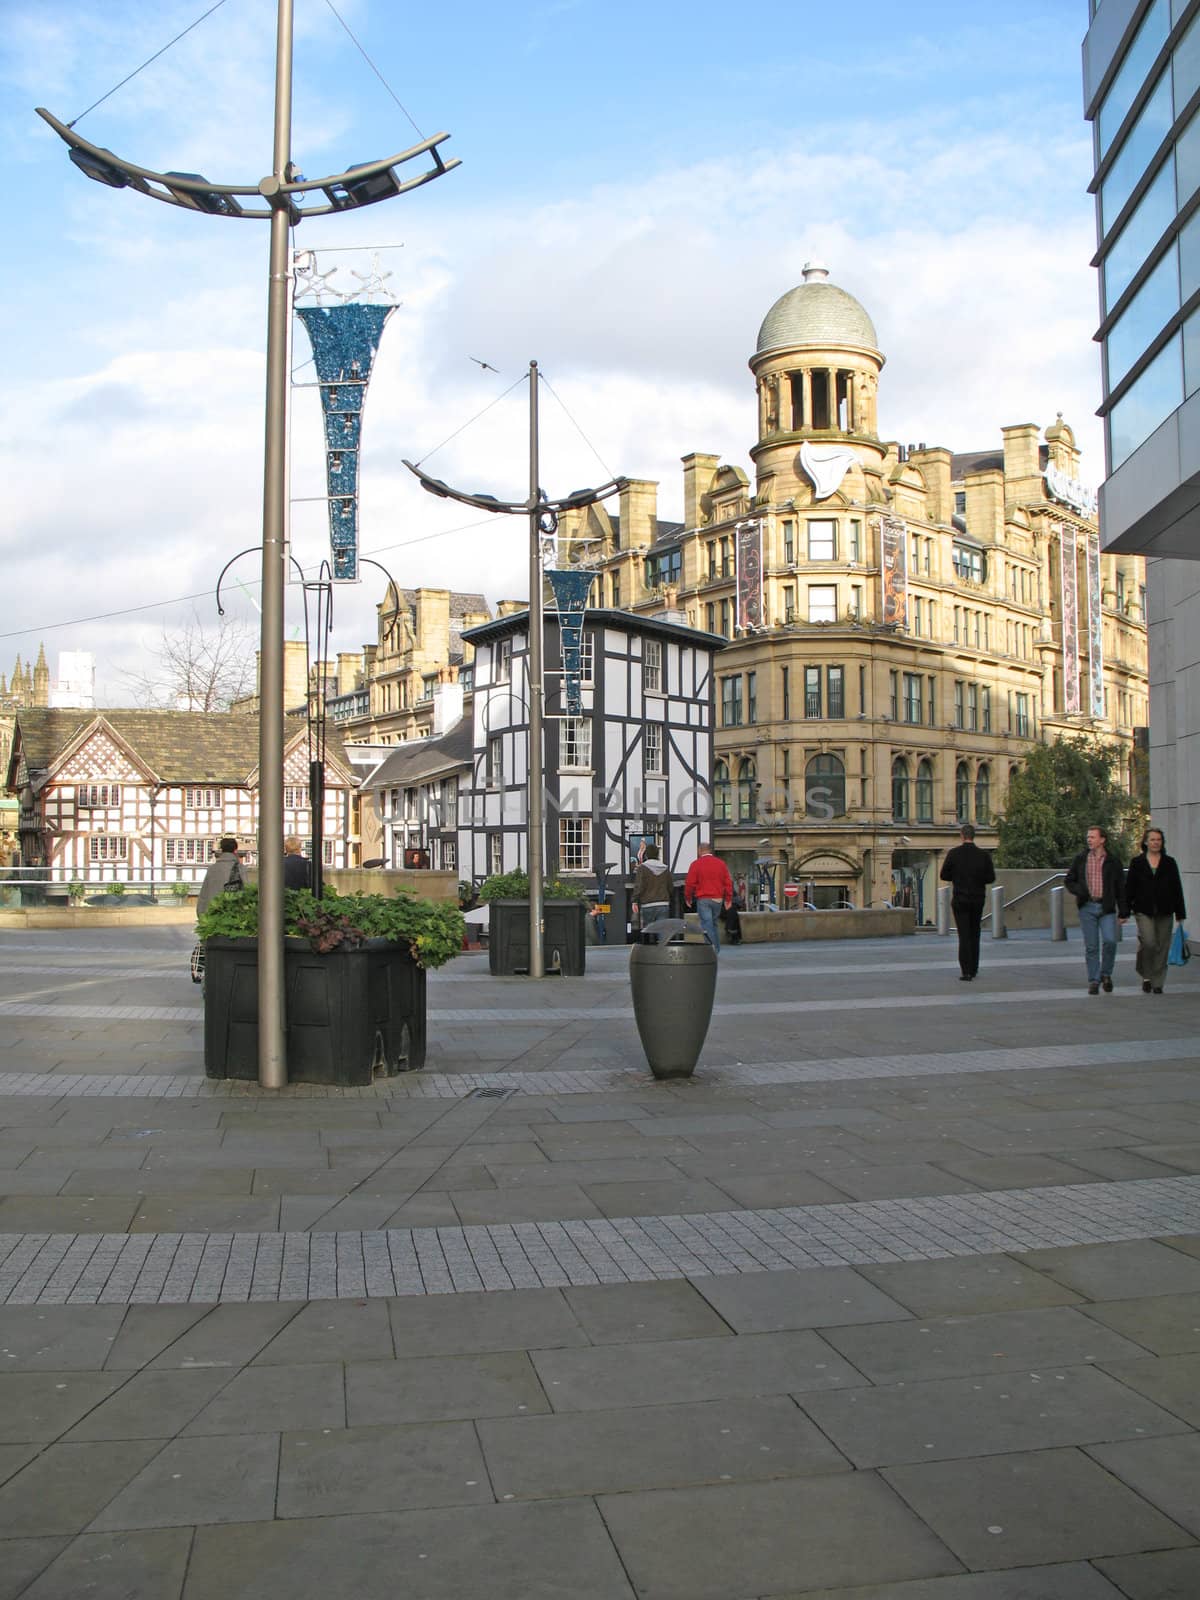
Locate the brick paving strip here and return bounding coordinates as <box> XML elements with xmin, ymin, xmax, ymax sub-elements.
<box><xmin>0</xmin><ymin>1174</ymin><xmax>1197</xmax><ymax>1305</ymax></box>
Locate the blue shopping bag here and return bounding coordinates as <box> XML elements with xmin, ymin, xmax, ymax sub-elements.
<box><xmin>1168</xmin><ymin>924</ymin><xmax>1191</xmax><ymax>966</ymax></box>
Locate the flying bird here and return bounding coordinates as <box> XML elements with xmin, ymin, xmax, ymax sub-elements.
<box><xmin>469</xmin><ymin>356</ymin><xmax>499</xmax><ymax>373</ymax></box>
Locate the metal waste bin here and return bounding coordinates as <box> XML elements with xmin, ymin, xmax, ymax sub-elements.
<box><xmin>629</xmin><ymin>920</ymin><xmax>718</xmax><ymax>1079</ymax></box>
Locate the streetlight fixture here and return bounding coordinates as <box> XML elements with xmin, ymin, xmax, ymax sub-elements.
<box><xmin>38</xmin><ymin>0</ymin><xmax>459</xmax><ymax>1087</ymax></box>
<box><xmin>404</xmin><ymin>364</ymin><xmax>623</xmax><ymax>977</ymax></box>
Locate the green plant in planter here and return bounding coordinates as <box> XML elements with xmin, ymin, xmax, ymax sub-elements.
<box><xmin>67</xmin><ymin>880</ymin><xmax>86</xmax><ymax>904</ymax></box>
<box><xmin>196</xmin><ymin>885</ymin><xmax>463</xmax><ymax>970</ymax></box>
<box><xmin>170</xmin><ymin>882</ymin><xmax>191</xmax><ymax>902</ymax></box>
<box><xmin>477</xmin><ymin>869</ymin><xmax>587</xmax><ymax>903</ymax></box>
<box><xmin>108</xmin><ymin>882</ymin><xmax>125</xmax><ymax>900</ymax></box>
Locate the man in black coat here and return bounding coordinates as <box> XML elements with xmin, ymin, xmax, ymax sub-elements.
<box><xmin>940</xmin><ymin>824</ymin><xmax>996</xmax><ymax>981</ymax></box>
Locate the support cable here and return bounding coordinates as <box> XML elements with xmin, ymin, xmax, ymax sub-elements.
<box><xmin>69</xmin><ymin>0</ymin><xmax>231</xmax><ymax>127</ymax></box>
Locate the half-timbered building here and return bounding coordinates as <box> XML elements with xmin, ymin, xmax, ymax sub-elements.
<box><xmin>457</xmin><ymin>608</ymin><xmax>724</xmax><ymax>934</ymax></box>
<box><xmin>7</xmin><ymin>709</ymin><xmax>359</xmax><ymax>887</ymax></box>
<box><xmin>361</xmin><ymin>716</ymin><xmax>472</xmax><ymax>875</ymax></box>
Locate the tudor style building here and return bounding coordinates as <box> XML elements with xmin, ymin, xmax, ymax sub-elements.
<box><xmin>7</xmin><ymin>709</ymin><xmax>359</xmax><ymax>886</ymax></box>
<box><xmin>559</xmin><ymin>264</ymin><xmax>1149</xmax><ymax>917</ymax></box>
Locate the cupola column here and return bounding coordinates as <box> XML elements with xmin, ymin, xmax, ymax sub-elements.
<box><xmin>801</xmin><ymin>370</ymin><xmax>812</xmax><ymax>433</ymax></box>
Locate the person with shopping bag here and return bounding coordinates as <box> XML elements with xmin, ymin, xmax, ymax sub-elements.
<box><xmin>1125</xmin><ymin>827</ymin><xmax>1187</xmax><ymax>994</ymax></box>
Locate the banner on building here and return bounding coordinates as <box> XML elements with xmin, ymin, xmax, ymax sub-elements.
<box><xmin>879</xmin><ymin>515</ymin><xmax>908</xmax><ymax>629</ymax></box>
<box><xmin>546</xmin><ymin>567</ymin><xmax>595</xmax><ymax>715</ymax></box>
<box><xmin>295</xmin><ymin>303</ymin><xmax>395</xmax><ymax>582</ymax></box>
<box><xmin>735</xmin><ymin>520</ymin><xmax>763</xmax><ymax>630</ymax></box>
<box><xmin>1059</xmin><ymin>523</ymin><xmax>1081</xmax><ymax>716</ymax></box>
<box><xmin>1086</xmin><ymin>529</ymin><xmax>1105</xmax><ymax>718</ymax></box>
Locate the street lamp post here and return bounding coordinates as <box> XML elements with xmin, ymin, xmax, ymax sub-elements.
<box><xmin>38</xmin><ymin>0</ymin><xmax>459</xmax><ymax>1085</ymax></box>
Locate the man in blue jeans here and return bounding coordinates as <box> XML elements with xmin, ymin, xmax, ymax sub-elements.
<box><xmin>1064</xmin><ymin>824</ymin><xmax>1129</xmax><ymax>995</ymax></box>
<box><xmin>684</xmin><ymin>842</ymin><xmax>734</xmax><ymax>953</ymax></box>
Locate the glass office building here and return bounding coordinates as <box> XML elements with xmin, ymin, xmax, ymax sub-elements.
<box><xmin>1086</xmin><ymin>0</ymin><xmax>1200</xmax><ymax>903</ymax></box>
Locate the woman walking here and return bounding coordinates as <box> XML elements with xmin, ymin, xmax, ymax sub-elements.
<box><xmin>1125</xmin><ymin>827</ymin><xmax>1187</xmax><ymax>994</ymax></box>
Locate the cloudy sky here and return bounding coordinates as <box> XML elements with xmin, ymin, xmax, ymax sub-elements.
<box><xmin>2</xmin><ymin>0</ymin><xmax>1100</xmax><ymax>702</ymax></box>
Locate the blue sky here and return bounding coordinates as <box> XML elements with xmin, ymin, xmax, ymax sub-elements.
<box><xmin>2</xmin><ymin>0</ymin><xmax>1100</xmax><ymax>699</ymax></box>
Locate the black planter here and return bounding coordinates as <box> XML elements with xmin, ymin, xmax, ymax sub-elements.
<box><xmin>629</xmin><ymin>935</ymin><xmax>717</xmax><ymax>1078</ymax></box>
<box><xmin>488</xmin><ymin>899</ymin><xmax>586</xmax><ymax>976</ymax></box>
<box><xmin>204</xmin><ymin>937</ymin><xmax>426</xmax><ymax>1085</ymax></box>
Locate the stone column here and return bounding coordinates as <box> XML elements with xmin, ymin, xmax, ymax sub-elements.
<box><xmin>801</xmin><ymin>370</ymin><xmax>812</xmax><ymax>431</ymax></box>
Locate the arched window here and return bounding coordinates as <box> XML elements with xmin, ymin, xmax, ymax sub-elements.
<box><xmin>975</xmin><ymin>763</ymin><xmax>991</xmax><ymax>824</ymax></box>
<box><xmin>891</xmin><ymin>757</ymin><xmax>910</xmax><ymax>822</ymax></box>
<box><xmin>805</xmin><ymin>753</ymin><xmax>846</xmax><ymax>819</ymax></box>
<box><xmin>737</xmin><ymin>757</ymin><xmax>757</xmax><ymax>823</ymax></box>
<box><xmin>915</xmin><ymin>758</ymin><xmax>934</xmax><ymax>822</ymax></box>
<box><xmin>713</xmin><ymin>760</ymin><xmax>731</xmax><ymax>823</ymax></box>
<box><xmin>955</xmin><ymin>761</ymin><xmax>970</xmax><ymax>823</ymax></box>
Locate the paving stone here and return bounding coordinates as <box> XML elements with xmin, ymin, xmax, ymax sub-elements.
<box><xmin>929</xmin><ymin>1154</ymin><xmax>1097</xmax><ymax>1189</ymax></box>
<box><xmin>0</xmin><ymin>1438</ymin><xmax>162</xmax><ymax>1534</ymax></box>
<box><xmin>0</xmin><ymin>1196</ymin><xmax>138</xmax><ymax>1231</ymax></box>
<box><xmin>92</xmin><ymin>1431</ymin><xmax>280</xmax><ymax>1529</ymax></box>
<box><xmin>790</xmin><ymin>1564</ymin><xmax>1130</xmax><ymax>1598</ymax></box>
<box><xmin>563</xmin><ymin>1280</ymin><xmax>734</xmax><ymax>1343</ymax></box>
<box><xmin>0</xmin><ymin>1371</ymin><xmax>125</xmax><ymax>1442</ymax></box>
<box><xmin>0</xmin><ymin>1440</ymin><xmax>39</xmax><ymax>1487</ymax></box>
<box><xmin>1094</xmin><ymin>1547</ymin><xmax>1200</xmax><ymax>1598</ymax></box>
<box><xmin>478</xmin><ymin>1394</ymin><xmax>849</xmax><ymax>1499</ymax></box>
<box><xmin>65</xmin><ymin>1366</ymin><xmax>236</xmax><ymax>1441</ymax></box>
<box><xmin>0</xmin><ymin>1305</ymin><xmax>126</xmax><ymax>1369</ymax></box>
<box><xmin>1087</xmin><ymin>1433</ymin><xmax>1200</xmax><ymax>1538</ymax></box>
<box><xmin>882</xmin><ymin>1447</ymin><xmax>1193</xmax><ymax>1569</ymax></box>
<box><xmin>0</xmin><ymin>1538</ymin><xmax>69</xmax><ymax>1600</ymax></box>
<box><xmin>129</xmin><ymin>1197</ymin><xmax>281</xmax><ymax>1233</ymax></box>
<box><xmin>183</xmin><ymin>1362</ymin><xmax>345</xmax><ymax>1435</ymax></box>
<box><xmin>103</xmin><ymin>1304</ymin><xmax>212</xmax><ymax>1369</ymax></box>
<box><xmin>16</xmin><ymin>1529</ymin><xmax>191</xmax><ymax>1600</ymax></box>
<box><xmin>388</xmin><ymin>1286</ymin><xmax>586</xmax><ymax>1356</ymax></box>
<box><xmin>375</xmin><ymin>1194</ymin><xmax>463</xmax><ymax>1229</ymax></box>
<box><xmin>184</xmin><ymin>1500</ymin><xmax>634</xmax><ymax>1600</ymax></box>
<box><xmin>252</xmin><ymin>1298</ymin><xmax>394</xmax><ymax>1365</ymax></box>
<box><xmin>1018</xmin><ymin>1240</ymin><xmax>1200</xmax><ymax>1301</ymax></box>
<box><xmin>277</xmin><ymin>1420</ymin><xmax>492</xmax><ymax>1517</ymax></box>
<box><xmin>596</xmin><ymin>1474</ymin><xmax>958</xmax><ymax>1599</ymax></box>
<box><xmin>149</xmin><ymin>1303</ymin><xmax>301</xmax><ymax>1368</ymax></box>
<box><xmin>1081</xmin><ymin>1292</ymin><xmax>1200</xmax><ymax>1355</ymax></box>
<box><xmin>1099</xmin><ymin>1353</ymin><xmax>1200</xmax><ymax>1425</ymax></box>
<box><xmin>706</xmin><ymin>1171</ymin><xmax>855</xmax><ymax>1208</ymax></box>
<box><xmin>859</xmin><ymin>1255</ymin><xmax>1085</xmax><ymax>1316</ymax></box>
<box><xmin>531</xmin><ymin>1330</ymin><xmax>866</xmax><ymax>1411</ymax></box>
<box><xmin>449</xmin><ymin>1185</ymin><xmax>602</xmax><ymax>1225</ymax></box>
<box><xmin>1160</xmin><ymin>1233</ymin><xmax>1200</xmax><ymax>1260</ymax></box>
<box><xmin>694</xmin><ymin>1265</ymin><xmax>912</xmax><ymax>1334</ymax></box>
<box><xmin>345</xmin><ymin>1351</ymin><xmax>551</xmax><ymax>1424</ymax></box>
<box><xmin>803</xmin><ymin>1365</ymin><xmax>1188</xmax><ymax>1467</ymax></box>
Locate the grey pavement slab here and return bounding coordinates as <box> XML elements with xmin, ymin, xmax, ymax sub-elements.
<box><xmin>791</xmin><ymin>1567</ymin><xmax>1131</xmax><ymax>1598</ymax></box>
<box><xmin>882</xmin><ymin>1447</ymin><xmax>1194</xmax><ymax>1570</ymax></box>
<box><xmin>859</xmin><ymin>1255</ymin><xmax>1087</xmax><ymax>1316</ymax></box>
<box><xmin>181</xmin><ymin>1362</ymin><xmax>345</xmax><ymax>1435</ymax></box>
<box><xmin>693</xmin><ymin>1264</ymin><xmax>913</xmax><ymax>1333</ymax></box>
<box><xmin>16</xmin><ymin>1529</ymin><xmax>192</xmax><ymax>1600</ymax></box>
<box><xmin>0</xmin><ymin>1304</ymin><xmax>126</xmax><ymax>1368</ymax></box>
<box><xmin>0</xmin><ymin>1196</ymin><xmax>138</xmax><ymax>1231</ymax></box>
<box><xmin>92</xmin><ymin>1431</ymin><xmax>280</xmax><ymax>1529</ymax></box>
<box><xmin>276</xmin><ymin>1420</ymin><xmax>492</xmax><ymax>1518</ymax></box>
<box><xmin>0</xmin><ymin>1438</ymin><xmax>163</xmax><ymax>1535</ymax></box>
<box><xmin>1094</xmin><ymin>1547</ymin><xmax>1200</xmax><ymax>1598</ymax></box>
<box><xmin>251</xmin><ymin>1298</ymin><xmax>394</xmax><ymax>1365</ymax></box>
<box><xmin>345</xmin><ymin>1351</ymin><xmax>551</xmax><ymax>1424</ymax></box>
<box><xmin>1087</xmin><ymin>1433</ymin><xmax>1200</xmax><ymax>1539</ymax></box>
<box><xmin>1098</xmin><ymin>1352</ymin><xmax>1200</xmax><ymax>1425</ymax></box>
<box><xmin>1081</xmin><ymin>1292</ymin><xmax>1200</xmax><ymax>1355</ymax></box>
<box><xmin>579</xmin><ymin>1178</ymin><xmax>741</xmax><ymax>1216</ymax></box>
<box><xmin>103</xmin><ymin>1304</ymin><xmax>211</xmax><ymax>1369</ymax></box>
<box><xmin>65</xmin><ymin>1367</ymin><xmax>235</xmax><ymax>1440</ymax></box>
<box><xmin>595</xmin><ymin>1474</ymin><xmax>959</xmax><ymax>1600</ymax></box>
<box><xmin>387</xmin><ymin>1285</ymin><xmax>587</xmax><ymax>1356</ymax></box>
<box><xmin>129</xmin><ymin>1197</ymin><xmax>282</xmax><ymax>1232</ymax></box>
<box><xmin>1019</xmin><ymin>1240</ymin><xmax>1200</xmax><ymax>1301</ymax></box>
<box><xmin>562</xmin><ymin>1279</ymin><xmax>733</xmax><ymax>1343</ymax></box>
<box><xmin>0</xmin><ymin>1371</ymin><xmax>125</xmax><ymax>1442</ymax></box>
<box><xmin>0</xmin><ymin>1539</ymin><xmax>70</xmax><ymax>1600</ymax></box>
<box><xmin>183</xmin><ymin>1499</ymin><xmax>636</xmax><ymax>1600</ymax></box>
<box><xmin>449</xmin><ymin>1184</ymin><xmax>603</xmax><ymax>1224</ymax></box>
<box><xmin>148</xmin><ymin>1303</ymin><xmax>300</xmax><ymax>1368</ymax></box>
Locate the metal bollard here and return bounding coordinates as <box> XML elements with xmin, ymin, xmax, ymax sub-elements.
<box><xmin>1049</xmin><ymin>885</ymin><xmax>1066</xmax><ymax>941</ymax></box>
<box><xmin>936</xmin><ymin>884</ymin><xmax>952</xmax><ymax>936</ymax></box>
<box><xmin>990</xmin><ymin>883</ymin><xmax>1007</xmax><ymax>940</ymax></box>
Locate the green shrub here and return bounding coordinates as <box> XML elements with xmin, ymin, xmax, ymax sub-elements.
<box><xmin>67</xmin><ymin>880</ymin><xmax>86</xmax><ymax>904</ymax></box>
<box><xmin>170</xmin><ymin>882</ymin><xmax>191</xmax><ymax>902</ymax></box>
<box><xmin>108</xmin><ymin>882</ymin><xmax>125</xmax><ymax>900</ymax></box>
<box><xmin>195</xmin><ymin>884</ymin><xmax>463</xmax><ymax>970</ymax></box>
<box><xmin>477</xmin><ymin>869</ymin><xmax>587</xmax><ymax>903</ymax></box>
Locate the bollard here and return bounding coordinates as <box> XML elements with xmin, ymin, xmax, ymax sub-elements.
<box><xmin>990</xmin><ymin>883</ymin><xmax>1007</xmax><ymax>940</ymax></box>
<box><xmin>936</xmin><ymin>884</ymin><xmax>952</xmax><ymax>936</ymax></box>
<box><xmin>1049</xmin><ymin>885</ymin><xmax>1066</xmax><ymax>941</ymax></box>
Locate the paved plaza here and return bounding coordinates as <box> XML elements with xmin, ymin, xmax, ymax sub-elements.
<box><xmin>0</xmin><ymin>924</ymin><xmax>1198</xmax><ymax>1598</ymax></box>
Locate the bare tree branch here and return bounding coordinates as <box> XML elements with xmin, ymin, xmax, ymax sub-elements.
<box><xmin>118</xmin><ymin>613</ymin><xmax>257</xmax><ymax>712</ymax></box>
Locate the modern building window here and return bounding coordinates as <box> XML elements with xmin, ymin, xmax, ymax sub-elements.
<box><xmin>902</xmin><ymin>671</ymin><xmax>923</xmax><ymax>724</ymax></box>
<box><xmin>559</xmin><ymin>815</ymin><xmax>591</xmax><ymax>872</ymax></box>
<box><xmin>975</xmin><ymin>764</ymin><xmax>991</xmax><ymax>824</ymax></box>
<box><xmin>955</xmin><ymin>761</ymin><xmax>970</xmax><ymax>823</ymax></box>
<box><xmin>643</xmin><ymin>638</ymin><xmax>663</xmax><ymax>692</ymax></box>
<box><xmin>1106</xmin><ymin>248</ymin><xmax>1180</xmax><ymax>390</ymax></box>
<box><xmin>713</xmin><ymin>759</ymin><xmax>731</xmax><ymax>822</ymax></box>
<box><xmin>1104</xmin><ymin>161</ymin><xmax>1176</xmax><ymax>312</ymax></box>
<box><xmin>915</xmin><ymin>758</ymin><xmax>934</xmax><ymax>823</ymax></box>
<box><xmin>1100</xmin><ymin>68</ymin><xmax>1172</xmax><ymax>236</ymax></box>
<box><xmin>1184</xmin><ymin>305</ymin><xmax>1200</xmax><ymax>396</ymax></box>
<box><xmin>721</xmin><ymin>675</ymin><xmax>743</xmax><ymax>726</ymax></box>
<box><xmin>891</xmin><ymin>757</ymin><xmax>910</xmax><ymax>822</ymax></box>
<box><xmin>827</xmin><ymin>665</ymin><xmax>845</xmax><ymax>719</ymax></box>
<box><xmin>1097</xmin><ymin>0</ymin><xmax>1168</xmax><ymax>160</ymax></box>
<box><xmin>643</xmin><ymin>722</ymin><xmax>664</xmax><ymax>775</ymax></box>
<box><xmin>560</xmin><ymin>717</ymin><xmax>591</xmax><ymax>769</ymax></box>
<box><xmin>737</xmin><ymin>758</ymin><xmax>757</xmax><ymax>822</ymax></box>
<box><xmin>808</xmin><ymin>585</ymin><xmax>837</xmax><ymax>623</ymax></box>
<box><xmin>1109</xmin><ymin>335</ymin><xmax>1183</xmax><ymax>467</ymax></box>
<box><xmin>808</xmin><ymin>519</ymin><xmax>836</xmax><ymax>560</ymax></box>
<box><xmin>805</xmin><ymin>753</ymin><xmax>845</xmax><ymax>818</ymax></box>
<box><xmin>804</xmin><ymin>666</ymin><xmax>822</xmax><ymax>719</ymax></box>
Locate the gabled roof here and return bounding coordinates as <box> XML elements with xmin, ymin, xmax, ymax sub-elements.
<box><xmin>9</xmin><ymin>709</ymin><xmax>355</xmax><ymax>791</ymax></box>
<box><xmin>361</xmin><ymin>715</ymin><xmax>474</xmax><ymax>789</ymax></box>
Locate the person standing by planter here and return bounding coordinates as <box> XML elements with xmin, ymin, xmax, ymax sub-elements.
<box><xmin>939</xmin><ymin>823</ymin><xmax>995</xmax><ymax>981</ymax></box>
<box><xmin>197</xmin><ymin>838</ymin><xmax>243</xmax><ymax>916</ymax></box>
<box><xmin>1063</xmin><ymin>824</ymin><xmax>1129</xmax><ymax>995</ymax></box>
<box><xmin>283</xmin><ymin>834</ymin><xmax>312</xmax><ymax>891</ymax></box>
<box><xmin>1126</xmin><ymin>827</ymin><xmax>1187</xmax><ymax>994</ymax></box>
<box><xmin>684</xmin><ymin>842</ymin><xmax>733</xmax><ymax>954</ymax></box>
<box><xmin>632</xmin><ymin>843</ymin><xmax>672</xmax><ymax>930</ymax></box>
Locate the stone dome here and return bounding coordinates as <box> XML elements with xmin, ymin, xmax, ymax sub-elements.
<box><xmin>755</xmin><ymin>263</ymin><xmax>880</xmax><ymax>356</ymax></box>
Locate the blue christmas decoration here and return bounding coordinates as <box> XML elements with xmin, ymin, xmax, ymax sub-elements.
<box><xmin>546</xmin><ymin>568</ymin><xmax>595</xmax><ymax>714</ymax></box>
<box><xmin>295</xmin><ymin>303</ymin><xmax>395</xmax><ymax>581</ymax></box>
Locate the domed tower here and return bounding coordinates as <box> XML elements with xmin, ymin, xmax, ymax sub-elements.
<box><xmin>750</xmin><ymin>262</ymin><xmax>886</xmax><ymax>504</ymax></box>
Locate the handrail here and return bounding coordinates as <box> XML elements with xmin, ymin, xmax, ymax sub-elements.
<box><xmin>981</xmin><ymin>872</ymin><xmax>1065</xmax><ymax>923</ymax></box>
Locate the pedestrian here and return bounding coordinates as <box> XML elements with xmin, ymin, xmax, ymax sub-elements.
<box><xmin>1063</xmin><ymin>824</ymin><xmax>1129</xmax><ymax>995</ymax></box>
<box><xmin>283</xmin><ymin>834</ymin><xmax>312</xmax><ymax>891</ymax></box>
<box><xmin>1125</xmin><ymin>826</ymin><xmax>1187</xmax><ymax>994</ymax></box>
<box><xmin>631</xmin><ymin>842</ymin><xmax>672</xmax><ymax>929</ymax></box>
<box><xmin>684</xmin><ymin>841</ymin><xmax>734</xmax><ymax>953</ymax></box>
<box><xmin>939</xmin><ymin>822</ymin><xmax>996</xmax><ymax>981</ymax></box>
<box><xmin>197</xmin><ymin>837</ymin><xmax>243</xmax><ymax>915</ymax></box>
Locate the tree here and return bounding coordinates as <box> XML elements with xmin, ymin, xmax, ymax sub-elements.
<box><xmin>120</xmin><ymin>614</ymin><xmax>256</xmax><ymax>713</ymax></box>
<box><xmin>995</xmin><ymin>735</ymin><xmax>1146</xmax><ymax>867</ymax></box>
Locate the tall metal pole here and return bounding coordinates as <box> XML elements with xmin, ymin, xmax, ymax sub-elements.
<box><xmin>257</xmin><ymin>0</ymin><xmax>294</xmax><ymax>1088</ymax></box>
<box><xmin>527</xmin><ymin>361</ymin><xmax>545</xmax><ymax>978</ymax></box>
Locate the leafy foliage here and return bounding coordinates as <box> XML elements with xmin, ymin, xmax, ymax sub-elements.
<box><xmin>477</xmin><ymin>869</ymin><xmax>588</xmax><ymax>902</ymax></box>
<box><xmin>196</xmin><ymin>885</ymin><xmax>464</xmax><ymax>969</ymax></box>
<box><xmin>995</xmin><ymin>736</ymin><xmax>1147</xmax><ymax>868</ymax></box>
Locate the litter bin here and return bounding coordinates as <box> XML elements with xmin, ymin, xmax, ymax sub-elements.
<box><xmin>629</xmin><ymin>919</ymin><xmax>717</xmax><ymax>1079</ymax></box>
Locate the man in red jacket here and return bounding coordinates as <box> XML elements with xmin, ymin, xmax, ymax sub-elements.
<box><xmin>684</xmin><ymin>842</ymin><xmax>734</xmax><ymax>953</ymax></box>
